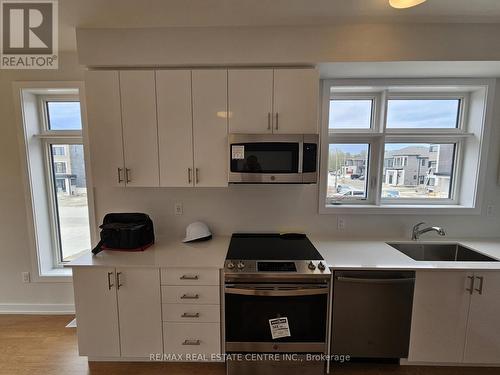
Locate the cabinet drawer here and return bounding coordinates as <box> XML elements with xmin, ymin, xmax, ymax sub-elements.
<box><xmin>161</xmin><ymin>268</ymin><xmax>219</xmax><ymax>286</ymax></box>
<box><xmin>163</xmin><ymin>304</ymin><xmax>220</xmax><ymax>323</ymax></box>
<box><xmin>163</xmin><ymin>322</ymin><xmax>221</xmax><ymax>359</ymax></box>
<box><xmin>162</xmin><ymin>285</ymin><xmax>220</xmax><ymax>304</ymax></box>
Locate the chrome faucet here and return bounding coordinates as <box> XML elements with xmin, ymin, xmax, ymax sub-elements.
<box><xmin>412</xmin><ymin>222</ymin><xmax>446</xmax><ymax>240</ymax></box>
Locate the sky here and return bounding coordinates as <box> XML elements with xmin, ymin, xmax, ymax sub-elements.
<box><xmin>47</xmin><ymin>102</ymin><xmax>82</xmax><ymax>130</ymax></box>
<box><xmin>329</xmin><ymin>99</ymin><xmax>459</xmax><ymax>129</ymax></box>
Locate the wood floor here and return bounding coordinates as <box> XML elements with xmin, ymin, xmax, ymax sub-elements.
<box><xmin>0</xmin><ymin>315</ymin><xmax>499</xmax><ymax>375</ymax></box>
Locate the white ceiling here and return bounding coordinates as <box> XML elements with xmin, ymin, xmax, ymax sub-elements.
<box><xmin>60</xmin><ymin>0</ymin><xmax>500</xmax><ymax>51</ymax></box>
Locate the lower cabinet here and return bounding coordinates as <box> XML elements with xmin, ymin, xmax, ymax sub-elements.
<box><xmin>72</xmin><ymin>267</ymin><xmax>162</xmax><ymax>358</ymax></box>
<box><xmin>408</xmin><ymin>270</ymin><xmax>500</xmax><ymax>364</ymax></box>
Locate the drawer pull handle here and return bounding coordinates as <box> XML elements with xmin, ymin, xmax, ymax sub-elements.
<box><xmin>182</xmin><ymin>339</ymin><xmax>201</xmax><ymax>346</ymax></box>
<box><xmin>181</xmin><ymin>312</ymin><xmax>200</xmax><ymax>318</ymax></box>
<box><xmin>181</xmin><ymin>294</ymin><xmax>199</xmax><ymax>299</ymax></box>
<box><xmin>180</xmin><ymin>275</ymin><xmax>199</xmax><ymax>280</ymax></box>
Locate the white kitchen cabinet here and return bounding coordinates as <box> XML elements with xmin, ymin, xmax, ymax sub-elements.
<box><xmin>463</xmin><ymin>271</ymin><xmax>500</xmax><ymax>364</ymax></box>
<box><xmin>84</xmin><ymin>70</ymin><xmax>125</xmax><ymax>187</ymax></box>
<box><xmin>72</xmin><ymin>267</ymin><xmax>163</xmax><ymax>359</ymax></box>
<box><xmin>119</xmin><ymin>70</ymin><xmax>159</xmax><ymax>187</ymax></box>
<box><xmin>156</xmin><ymin>70</ymin><xmax>194</xmax><ymax>187</ymax></box>
<box><xmin>116</xmin><ymin>268</ymin><xmax>163</xmax><ymax>357</ymax></box>
<box><xmin>228</xmin><ymin>69</ymin><xmax>274</xmax><ymax>134</ymax></box>
<box><xmin>273</xmin><ymin>68</ymin><xmax>319</xmax><ymax>134</ymax></box>
<box><xmin>72</xmin><ymin>267</ymin><xmax>121</xmax><ymax>357</ymax></box>
<box><xmin>408</xmin><ymin>271</ymin><xmax>471</xmax><ymax>363</ymax></box>
<box><xmin>192</xmin><ymin>69</ymin><xmax>228</xmax><ymax>187</ymax></box>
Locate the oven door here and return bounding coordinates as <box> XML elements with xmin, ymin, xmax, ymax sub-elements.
<box><xmin>224</xmin><ymin>283</ymin><xmax>329</xmax><ymax>353</ymax></box>
<box><xmin>228</xmin><ymin>134</ymin><xmax>303</xmax><ymax>183</ymax></box>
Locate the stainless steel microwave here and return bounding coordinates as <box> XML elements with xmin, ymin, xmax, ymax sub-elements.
<box><xmin>228</xmin><ymin>134</ymin><xmax>319</xmax><ymax>184</ymax></box>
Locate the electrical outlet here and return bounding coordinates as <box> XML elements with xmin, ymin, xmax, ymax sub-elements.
<box><xmin>337</xmin><ymin>217</ymin><xmax>346</xmax><ymax>231</ymax></box>
<box><xmin>487</xmin><ymin>205</ymin><xmax>495</xmax><ymax>217</ymax></box>
<box><xmin>174</xmin><ymin>202</ymin><xmax>183</xmax><ymax>216</ymax></box>
<box><xmin>22</xmin><ymin>272</ymin><xmax>30</xmax><ymax>283</ymax></box>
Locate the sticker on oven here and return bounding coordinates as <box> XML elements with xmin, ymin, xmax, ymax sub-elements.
<box><xmin>269</xmin><ymin>317</ymin><xmax>291</xmax><ymax>339</ymax></box>
<box><xmin>231</xmin><ymin>145</ymin><xmax>245</xmax><ymax>160</ymax></box>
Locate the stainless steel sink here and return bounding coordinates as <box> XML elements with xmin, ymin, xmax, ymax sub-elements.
<box><xmin>387</xmin><ymin>243</ymin><xmax>498</xmax><ymax>262</ymax></box>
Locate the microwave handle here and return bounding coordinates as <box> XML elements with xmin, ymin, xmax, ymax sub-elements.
<box><xmin>298</xmin><ymin>140</ymin><xmax>304</xmax><ymax>173</ymax></box>
<box><xmin>225</xmin><ymin>285</ymin><xmax>328</xmax><ymax>297</ymax></box>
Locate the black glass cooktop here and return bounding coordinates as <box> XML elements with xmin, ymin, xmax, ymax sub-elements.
<box><xmin>226</xmin><ymin>233</ymin><xmax>323</xmax><ymax>260</ymax></box>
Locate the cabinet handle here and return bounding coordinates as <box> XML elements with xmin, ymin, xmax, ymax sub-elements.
<box><xmin>182</xmin><ymin>339</ymin><xmax>201</xmax><ymax>346</ymax></box>
<box><xmin>267</xmin><ymin>112</ymin><xmax>271</xmax><ymax>130</ymax></box>
<box><xmin>181</xmin><ymin>293</ymin><xmax>199</xmax><ymax>299</ymax></box>
<box><xmin>474</xmin><ymin>276</ymin><xmax>484</xmax><ymax>295</ymax></box>
<box><xmin>195</xmin><ymin>168</ymin><xmax>199</xmax><ymax>184</ymax></box>
<box><xmin>181</xmin><ymin>312</ymin><xmax>200</xmax><ymax>318</ymax></box>
<box><xmin>275</xmin><ymin>113</ymin><xmax>279</xmax><ymax>130</ymax></box>
<box><xmin>188</xmin><ymin>168</ymin><xmax>192</xmax><ymax>184</ymax></box>
<box><xmin>180</xmin><ymin>274</ymin><xmax>199</xmax><ymax>280</ymax></box>
<box><xmin>125</xmin><ymin>169</ymin><xmax>131</xmax><ymax>183</ymax></box>
<box><xmin>466</xmin><ymin>275</ymin><xmax>475</xmax><ymax>295</ymax></box>
<box><xmin>107</xmin><ymin>272</ymin><xmax>114</xmax><ymax>290</ymax></box>
<box><xmin>116</xmin><ymin>272</ymin><xmax>123</xmax><ymax>289</ymax></box>
<box><xmin>117</xmin><ymin>168</ymin><xmax>124</xmax><ymax>183</ymax></box>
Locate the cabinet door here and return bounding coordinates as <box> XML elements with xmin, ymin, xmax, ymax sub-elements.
<box><xmin>116</xmin><ymin>268</ymin><xmax>163</xmax><ymax>357</ymax></box>
<box><xmin>120</xmin><ymin>71</ymin><xmax>159</xmax><ymax>187</ymax></box>
<box><xmin>84</xmin><ymin>70</ymin><xmax>125</xmax><ymax>187</ymax></box>
<box><xmin>273</xmin><ymin>68</ymin><xmax>319</xmax><ymax>134</ymax></box>
<box><xmin>156</xmin><ymin>70</ymin><xmax>194</xmax><ymax>187</ymax></box>
<box><xmin>463</xmin><ymin>271</ymin><xmax>500</xmax><ymax>364</ymax></box>
<box><xmin>228</xmin><ymin>69</ymin><xmax>273</xmax><ymax>133</ymax></box>
<box><xmin>72</xmin><ymin>267</ymin><xmax>120</xmax><ymax>357</ymax></box>
<box><xmin>408</xmin><ymin>271</ymin><xmax>471</xmax><ymax>363</ymax></box>
<box><xmin>192</xmin><ymin>70</ymin><xmax>228</xmax><ymax>187</ymax></box>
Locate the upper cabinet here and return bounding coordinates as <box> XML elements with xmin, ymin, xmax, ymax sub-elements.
<box><xmin>228</xmin><ymin>68</ymin><xmax>319</xmax><ymax>134</ymax></box>
<box><xmin>85</xmin><ymin>70</ymin><xmax>125</xmax><ymax>188</ymax></box>
<box><xmin>228</xmin><ymin>69</ymin><xmax>274</xmax><ymax>134</ymax></box>
<box><xmin>192</xmin><ymin>70</ymin><xmax>228</xmax><ymax>187</ymax></box>
<box><xmin>119</xmin><ymin>71</ymin><xmax>159</xmax><ymax>187</ymax></box>
<box><xmin>273</xmin><ymin>68</ymin><xmax>319</xmax><ymax>134</ymax></box>
<box><xmin>156</xmin><ymin>70</ymin><xmax>194</xmax><ymax>187</ymax></box>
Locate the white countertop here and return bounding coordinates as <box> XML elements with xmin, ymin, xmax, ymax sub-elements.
<box><xmin>66</xmin><ymin>234</ymin><xmax>500</xmax><ymax>271</ymax></box>
<box><xmin>65</xmin><ymin>235</ymin><xmax>230</xmax><ymax>268</ymax></box>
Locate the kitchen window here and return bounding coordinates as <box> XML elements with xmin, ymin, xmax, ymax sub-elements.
<box><xmin>319</xmin><ymin>79</ymin><xmax>495</xmax><ymax>214</ymax></box>
<box><xmin>14</xmin><ymin>83</ymin><xmax>95</xmax><ymax>280</ymax></box>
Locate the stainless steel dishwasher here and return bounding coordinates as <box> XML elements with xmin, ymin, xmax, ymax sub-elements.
<box><xmin>331</xmin><ymin>270</ymin><xmax>415</xmax><ymax>359</ymax></box>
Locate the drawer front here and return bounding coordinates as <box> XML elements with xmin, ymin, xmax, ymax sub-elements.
<box><xmin>162</xmin><ymin>285</ymin><xmax>220</xmax><ymax>304</ymax></box>
<box><xmin>163</xmin><ymin>304</ymin><xmax>220</xmax><ymax>323</ymax></box>
<box><xmin>163</xmin><ymin>322</ymin><xmax>221</xmax><ymax>359</ymax></box>
<box><xmin>161</xmin><ymin>268</ymin><xmax>219</xmax><ymax>286</ymax></box>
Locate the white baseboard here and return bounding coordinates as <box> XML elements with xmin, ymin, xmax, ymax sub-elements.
<box><xmin>0</xmin><ymin>303</ymin><xmax>75</xmax><ymax>314</ymax></box>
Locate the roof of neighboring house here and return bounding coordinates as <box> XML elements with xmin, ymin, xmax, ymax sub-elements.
<box><xmin>385</xmin><ymin>146</ymin><xmax>430</xmax><ymax>159</ymax></box>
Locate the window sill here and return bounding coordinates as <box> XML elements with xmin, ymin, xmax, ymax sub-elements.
<box><xmin>320</xmin><ymin>204</ymin><xmax>480</xmax><ymax>215</ymax></box>
<box><xmin>32</xmin><ymin>267</ymin><xmax>73</xmax><ymax>283</ymax></box>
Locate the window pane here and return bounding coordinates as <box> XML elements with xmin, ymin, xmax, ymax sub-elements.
<box><xmin>327</xmin><ymin>144</ymin><xmax>369</xmax><ymax>203</ymax></box>
<box><xmin>47</xmin><ymin>101</ymin><xmax>82</xmax><ymax>130</ymax></box>
<box><xmin>50</xmin><ymin>144</ymin><xmax>91</xmax><ymax>261</ymax></box>
<box><xmin>382</xmin><ymin>143</ymin><xmax>455</xmax><ymax>199</ymax></box>
<box><xmin>329</xmin><ymin>100</ymin><xmax>372</xmax><ymax>129</ymax></box>
<box><xmin>386</xmin><ymin>99</ymin><xmax>460</xmax><ymax>129</ymax></box>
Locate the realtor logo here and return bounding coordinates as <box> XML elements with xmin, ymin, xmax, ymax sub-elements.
<box><xmin>1</xmin><ymin>0</ymin><xmax>58</xmax><ymax>69</ymax></box>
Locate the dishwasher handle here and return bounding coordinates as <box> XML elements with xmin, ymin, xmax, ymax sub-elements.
<box><xmin>335</xmin><ymin>276</ymin><xmax>415</xmax><ymax>284</ymax></box>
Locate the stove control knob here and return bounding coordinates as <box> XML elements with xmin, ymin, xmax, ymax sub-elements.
<box><xmin>318</xmin><ymin>261</ymin><xmax>326</xmax><ymax>271</ymax></box>
<box><xmin>226</xmin><ymin>262</ymin><xmax>235</xmax><ymax>270</ymax></box>
<box><xmin>237</xmin><ymin>261</ymin><xmax>245</xmax><ymax>270</ymax></box>
<box><xmin>308</xmin><ymin>261</ymin><xmax>316</xmax><ymax>271</ymax></box>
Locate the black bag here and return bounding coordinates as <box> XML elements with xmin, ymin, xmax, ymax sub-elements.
<box><xmin>91</xmin><ymin>213</ymin><xmax>155</xmax><ymax>255</ymax></box>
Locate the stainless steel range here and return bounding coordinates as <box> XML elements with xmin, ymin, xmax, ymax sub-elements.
<box><xmin>223</xmin><ymin>233</ymin><xmax>331</xmax><ymax>375</ymax></box>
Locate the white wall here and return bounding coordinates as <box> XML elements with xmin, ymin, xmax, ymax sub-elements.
<box><xmin>1</xmin><ymin>27</ymin><xmax>500</xmax><ymax>310</ymax></box>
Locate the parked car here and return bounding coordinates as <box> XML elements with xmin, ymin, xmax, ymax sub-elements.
<box><xmin>385</xmin><ymin>190</ymin><xmax>400</xmax><ymax>198</ymax></box>
<box><xmin>336</xmin><ymin>184</ymin><xmax>352</xmax><ymax>193</ymax></box>
<box><xmin>342</xmin><ymin>190</ymin><xmax>365</xmax><ymax>197</ymax></box>
<box><xmin>350</xmin><ymin>174</ymin><xmax>361</xmax><ymax>180</ymax></box>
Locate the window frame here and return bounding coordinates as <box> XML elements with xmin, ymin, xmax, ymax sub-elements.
<box><xmin>13</xmin><ymin>82</ymin><xmax>96</xmax><ymax>282</ymax></box>
<box><xmin>318</xmin><ymin>78</ymin><xmax>496</xmax><ymax>215</ymax></box>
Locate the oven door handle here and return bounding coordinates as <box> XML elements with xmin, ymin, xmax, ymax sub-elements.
<box><xmin>224</xmin><ymin>286</ymin><xmax>329</xmax><ymax>296</ymax></box>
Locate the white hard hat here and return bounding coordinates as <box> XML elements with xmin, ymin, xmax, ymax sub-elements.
<box><xmin>183</xmin><ymin>221</ymin><xmax>212</xmax><ymax>243</ymax></box>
